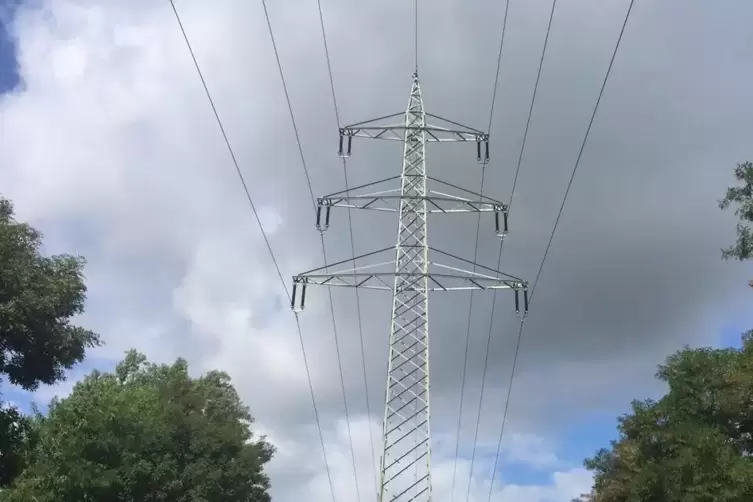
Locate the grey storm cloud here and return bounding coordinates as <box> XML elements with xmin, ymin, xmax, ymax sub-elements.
<box><xmin>245</xmin><ymin>0</ymin><xmax>753</xmax><ymax>435</ymax></box>
<box><xmin>115</xmin><ymin>0</ymin><xmax>753</xmax><ymax>447</ymax></box>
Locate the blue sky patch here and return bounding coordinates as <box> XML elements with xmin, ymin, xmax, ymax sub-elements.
<box><xmin>496</xmin><ymin>461</ymin><xmax>555</xmax><ymax>487</ymax></box>
<box><xmin>718</xmin><ymin>324</ymin><xmax>748</xmax><ymax>349</ymax></box>
<box><xmin>558</xmin><ymin>411</ymin><xmax>622</xmax><ymax>466</ymax></box>
<box><xmin>0</xmin><ymin>0</ymin><xmax>20</xmax><ymax>93</ymax></box>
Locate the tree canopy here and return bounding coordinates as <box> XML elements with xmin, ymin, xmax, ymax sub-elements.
<box><xmin>0</xmin><ymin>198</ymin><xmax>99</xmax><ymax>389</ymax></box>
<box><xmin>0</xmin><ymin>197</ymin><xmax>100</xmax><ymax>486</ymax></box>
<box><xmin>577</xmin><ymin>162</ymin><xmax>753</xmax><ymax>501</ymax></box>
<box><xmin>719</xmin><ymin>161</ymin><xmax>753</xmax><ymax>261</ymax></box>
<box><xmin>575</xmin><ymin>332</ymin><xmax>753</xmax><ymax>502</ymax></box>
<box><xmin>1</xmin><ymin>350</ymin><xmax>275</xmax><ymax>502</ymax></box>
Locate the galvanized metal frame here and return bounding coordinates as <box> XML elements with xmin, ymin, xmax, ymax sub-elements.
<box><xmin>315</xmin><ymin>176</ymin><xmax>510</xmax><ymax>237</ymax></box>
<box><xmin>339</xmin><ymin>112</ymin><xmax>489</xmax><ymax>146</ymax></box>
<box><xmin>292</xmin><ymin>73</ymin><xmax>528</xmax><ymax>502</ymax></box>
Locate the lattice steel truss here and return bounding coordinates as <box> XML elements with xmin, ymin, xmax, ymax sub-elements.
<box><xmin>292</xmin><ymin>73</ymin><xmax>528</xmax><ymax>502</ymax></box>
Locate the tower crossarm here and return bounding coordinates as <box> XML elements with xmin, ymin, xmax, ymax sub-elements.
<box><xmin>316</xmin><ymin>175</ymin><xmax>509</xmax><ymax>236</ymax></box>
<box><xmin>290</xmin><ymin>245</ymin><xmax>528</xmax><ymax>313</ymax></box>
<box><xmin>338</xmin><ymin>113</ymin><xmax>490</xmax><ymax>163</ymax></box>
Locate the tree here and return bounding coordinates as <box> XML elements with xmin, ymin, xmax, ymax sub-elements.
<box><xmin>575</xmin><ymin>332</ymin><xmax>753</xmax><ymax>502</ymax></box>
<box><xmin>0</xmin><ymin>404</ymin><xmax>36</xmax><ymax>488</ymax></box>
<box><xmin>719</xmin><ymin>161</ymin><xmax>753</xmax><ymax>261</ymax></box>
<box><xmin>0</xmin><ymin>350</ymin><xmax>275</xmax><ymax>502</ymax></box>
<box><xmin>0</xmin><ymin>197</ymin><xmax>100</xmax><ymax>486</ymax></box>
<box><xmin>575</xmin><ymin>162</ymin><xmax>753</xmax><ymax>501</ymax></box>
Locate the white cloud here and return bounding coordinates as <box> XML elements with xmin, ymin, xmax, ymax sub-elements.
<box><xmin>497</xmin><ymin>433</ymin><xmax>563</xmax><ymax>470</ymax></box>
<box><xmin>260</xmin><ymin>415</ymin><xmax>592</xmax><ymax>502</ymax></box>
<box><xmin>489</xmin><ymin>468</ymin><xmax>592</xmax><ymax>502</ymax></box>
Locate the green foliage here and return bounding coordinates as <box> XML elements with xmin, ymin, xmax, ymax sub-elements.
<box><xmin>719</xmin><ymin>161</ymin><xmax>753</xmax><ymax>261</ymax></box>
<box><xmin>576</xmin><ymin>162</ymin><xmax>753</xmax><ymax>501</ymax></box>
<box><xmin>576</xmin><ymin>331</ymin><xmax>753</xmax><ymax>502</ymax></box>
<box><xmin>0</xmin><ymin>196</ymin><xmax>99</xmax><ymax>486</ymax></box>
<box><xmin>0</xmin><ymin>197</ymin><xmax>100</xmax><ymax>388</ymax></box>
<box><xmin>0</xmin><ymin>405</ymin><xmax>36</xmax><ymax>489</ymax></box>
<box><xmin>0</xmin><ymin>350</ymin><xmax>275</xmax><ymax>502</ymax></box>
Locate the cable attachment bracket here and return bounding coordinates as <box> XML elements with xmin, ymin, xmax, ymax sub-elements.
<box><xmin>514</xmin><ymin>285</ymin><xmax>530</xmax><ymax>318</ymax></box>
<box><xmin>494</xmin><ymin>205</ymin><xmax>509</xmax><ymax>238</ymax></box>
<box><xmin>338</xmin><ymin>128</ymin><xmax>352</xmax><ymax>159</ymax></box>
<box><xmin>291</xmin><ymin>278</ymin><xmax>308</xmax><ymax>312</ymax></box>
<box><xmin>476</xmin><ymin>135</ymin><xmax>490</xmax><ymax>164</ymax></box>
<box><xmin>315</xmin><ymin>198</ymin><xmax>333</xmax><ymax>232</ymax></box>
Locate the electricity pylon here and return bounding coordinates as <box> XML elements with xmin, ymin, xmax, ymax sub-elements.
<box><xmin>292</xmin><ymin>72</ymin><xmax>528</xmax><ymax>502</ymax></box>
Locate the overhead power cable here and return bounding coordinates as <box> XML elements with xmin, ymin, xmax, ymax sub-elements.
<box><xmin>168</xmin><ymin>0</ymin><xmax>286</xmax><ymax>296</ymax></box>
<box><xmin>449</xmin><ymin>0</ymin><xmax>511</xmax><ymax>499</ymax></box>
<box><xmin>414</xmin><ymin>0</ymin><xmax>419</xmax><ymax>71</ymax></box>
<box><xmin>464</xmin><ymin>0</ymin><xmax>559</xmax><ymax>499</ymax></box>
<box><xmin>167</xmin><ymin>1</ymin><xmax>338</xmax><ymax>501</ymax></box>
<box><xmin>315</xmin><ymin>0</ymin><xmax>380</xmax><ymax>496</ymax></box>
<box><xmin>261</xmin><ymin>1</ymin><xmax>362</xmax><ymax>501</ymax></box>
<box><xmin>485</xmin><ymin>1</ymin><xmax>637</xmax><ymax>500</ymax></box>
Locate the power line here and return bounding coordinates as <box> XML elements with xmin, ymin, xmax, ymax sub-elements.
<box><xmin>507</xmin><ymin>0</ymin><xmax>558</xmax><ymax>213</ymax></box>
<box><xmin>486</xmin><ymin>0</ymin><xmax>512</xmax><ymax>136</ymax></box>
<box><xmin>261</xmin><ymin>1</ymin><xmax>362</xmax><ymax>500</ymax></box>
<box><xmin>316</xmin><ymin>0</ymin><xmax>379</xmax><ymax>495</ymax></box>
<box><xmin>450</xmin><ymin>0</ymin><xmax>511</xmax><ymax>499</ymax></box>
<box><xmin>414</xmin><ymin>0</ymin><xmax>419</xmax><ymax>72</ymax></box>
<box><xmin>168</xmin><ymin>0</ymin><xmax>287</xmax><ymax>296</ymax></box>
<box><xmin>450</xmin><ymin>166</ymin><xmax>487</xmax><ymax>502</ymax></box>
<box><xmin>465</xmin><ymin>0</ymin><xmax>559</xmax><ymax>498</ymax></box>
<box><xmin>529</xmin><ymin>0</ymin><xmax>633</xmax><ymax>301</ymax></box>
<box><xmin>166</xmin><ymin>1</ymin><xmax>337</xmax><ymax>500</ymax></box>
<box><xmin>261</xmin><ymin>1</ymin><xmax>316</xmax><ymax>214</ymax></box>
<box><xmin>486</xmin><ymin>1</ymin><xmax>636</xmax><ymax>499</ymax></box>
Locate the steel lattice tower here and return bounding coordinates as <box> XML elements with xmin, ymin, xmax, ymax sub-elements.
<box><xmin>292</xmin><ymin>72</ymin><xmax>528</xmax><ymax>502</ymax></box>
<box><xmin>380</xmin><ymin>73</ymin><xmax>432</xmax><ymax>500</ymax></box>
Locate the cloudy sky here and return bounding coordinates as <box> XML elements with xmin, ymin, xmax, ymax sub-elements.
<box><xmin>2</xmin><ymin>0</ymin><xmax>753</xmax><ymax>500</ymax></box>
